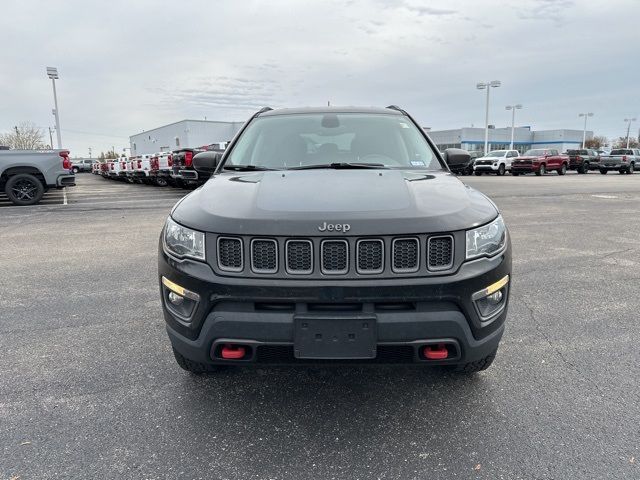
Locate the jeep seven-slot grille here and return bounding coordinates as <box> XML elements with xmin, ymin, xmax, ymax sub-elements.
<box><xmin>286</xmin><ymin>240</ymin><xmax>313</xmax><ymax>274</ymax></box>
<box><xmin>428</xmin><ymin>236</ymin><xmax>454</xmax><ymax>271</ymax></box>
<box><xmin>251</xmin><ymin>239</ymin><xmax>278</xmax><ymax>273</ymax></box>
<box><xmin>321</xmin><ymin>240</ymin><xmax>348</xmax><ymax>274</ymax></box>
<box><xmin>217</xmin><ymin>237</ymin><xmax>243</xmax><ymax>271</ymax></box>
<box><xmin>357</xmin><ymin>240</ymin><xmax>384</xmax><ymax>273</ymax></box>
<box><xmin>214</xmin><ymin>235</ymin><xmax>454</xmax><ymax>277</ymax></box>
<box><xmin>392</xmin><ymin>238</ymin><xmax>419</xmax><ymax>272</ymax></box>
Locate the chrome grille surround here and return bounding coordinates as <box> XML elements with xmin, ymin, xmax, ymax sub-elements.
<box><xmin>285</xmin><ymin>239</ymin><xmax>313</xmax><ymax>275</ymax></box>
<box><xmin>321</xmin><ymin>239</ymin><xmax>349</xmax><ymax>275</ymax></box>
<box><xmin>427</xmin><ymin>235</ymin><xmax>454</xmax><ymax>271</ymax></box>
<box><xmin>356</xmin><ymin>239</ymin><xmax>384</xmax><ymax>274</ymax></box>
<box><xmin>251</xmin><ymin>238</ymin><xmax>278</xmax><ymax>274</ymax></box>
<box><xmin>391</xmin><ymin>237</ymin><xmax>420</xmax><ymax>273</ymax></box>
<box><xmin>217</xmin><ymin>237</ymin><xmax>243</xmax><ymax>272</ymax></box>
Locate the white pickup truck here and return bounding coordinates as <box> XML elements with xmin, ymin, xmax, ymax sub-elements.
<box><xmin>598</xmin><ymin>148</ymin><xmax>640</xmax><ymax>174</ymax></box>
<box><xmin>0</xmin><ymin>149</ymin><xmax>75</xmax><ymax>205</ymax></box>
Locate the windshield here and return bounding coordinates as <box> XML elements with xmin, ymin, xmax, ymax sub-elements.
<box><xmin>486</xmin><ymin>151</ymin><xmax>507</xmax><ymax>157</ymax></box>
<box><xmin>224</xmin><ymin>113</ymin><xmax>443</xmax><ymax>170</ymax></box>
<box><xmin>523</xmin><ymin>149</ymin><xmax>546</xmax><ymax>156</ymax></box>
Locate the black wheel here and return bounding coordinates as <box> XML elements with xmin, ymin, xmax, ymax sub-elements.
<box><xmin>72</xmin><ymin>167</ymin><xmax>79</xmax><ymax>174</ymax></box>
<box><xmin>580</xmin><ymin>163</ymin><xmax>589</xmax><ymax>174</ymax></box>
<box><xmin>628</xmin><ymin>163</ymin><xmax>635</xmax><ymax>174</ymax></box>
<box><xmin>619</xmin><ymin>169</ymin><xmax>626</xmax><ymax>174</ymax></box>
<box><xmin>172</xmin><ymin>348</ymin><xmax>227</xmax><ymax>375</ymax></box>
<box><xmin>511</xmin><ymin>172</ymin><xmax>519</xmax><ymax>176</ymax></box>
<box><xmin>535</xmin><ymin>164</ymin><xmax>546</xmax><ymax>176</ymax></box>
<box><xmin>466</xmin><ymin>165</ymin><xmax>474</xmax><ymax>176</ymax></box>
<box><xmin>453</xmin><ymin>350</ymin><xmax>497</xmax><ymax>374</ymax></box>
<box><xmin>155</xmin><ymin>177</ymin><xmax>169</xmax><ymax>187</ymax></box>
<box><xmin>558</xmin><ymin>163</ymin><xmax>567</xmax><ymax>175</ymax></box>
<box><xmin>600</xmin><ymin>169</ymin><xmax>608</xmax><ymax>174</ymax></box>
<box><xmin>474</xmin><ymin>171</ymin><xmax>482</xmax><ymax>176</ymax></box>
<box><xmin>497</xmin><ymin>164</ymin><xmax>506</xmax><ymax>176</ymax></box>
<box><xmin>5</xmin><ymin>173</ymin><xmax>45</xmax><ymax>206</ymax></box>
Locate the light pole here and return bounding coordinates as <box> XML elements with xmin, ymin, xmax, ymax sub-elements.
<box><xmin>578</xmin><ymin>112</ymin><xmax>594</xmax><ymax>148</ymax></box>
<box><xmin>46</xmin><ymin>67</ymin><xmax>62</xmax><ymax>149</ymax></box>
<box><xmin>624</xmin><ymin>118</ymin><xmax>637</xmax><ymax>148</ymax></box>
<box><xmin>477</xmin><ymin>80</ymin><xmax>501</xmax><ymax>155</ymax></box>
<box><xmin>505</xmin><ymin>104</ymin><xmax>523</xmax><ymax>150</ymax></box>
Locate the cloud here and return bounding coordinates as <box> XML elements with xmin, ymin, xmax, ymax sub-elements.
<box><xmin>516</xmin><ymin>0</ymin><xmax>575</xmax><ymax>22</ymax></box>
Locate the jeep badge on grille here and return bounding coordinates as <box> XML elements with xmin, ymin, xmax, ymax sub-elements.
<box><xmin>318</xmin><ymin>222</ymin><xmax>351</xmax><ymax>233</ymax></box>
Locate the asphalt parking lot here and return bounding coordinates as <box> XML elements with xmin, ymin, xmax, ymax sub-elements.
<box><xmin>1</xmin><ymin>172</ymin><xmax>639</xmax><ymax>479</ymax></box>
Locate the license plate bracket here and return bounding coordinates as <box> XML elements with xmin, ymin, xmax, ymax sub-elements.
<box><xmin>293</xmin><ymin>316</ymin><xmax>377</xmax><ymax>359</ymax></box>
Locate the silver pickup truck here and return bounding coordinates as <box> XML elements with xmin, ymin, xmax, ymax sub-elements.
<box><xmin>598</xmin><ymin>148</ymin><xmax>640</xmax><ymax>174</ymax></box>
<box><xmin>0</xmin><ymin>149</ymin><xmax>76</xmax><ymax>205</ymax></box>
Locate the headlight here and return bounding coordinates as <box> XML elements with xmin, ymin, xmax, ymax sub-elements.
<box><xmin>163</xmin><ymin>217</ymin><xmax>205</xmax><ymax>261</ymax></box>
<box><xmin>466</xmin><ymin>215</ymin><xmax>506</xmax><ymax>260</ymax></box>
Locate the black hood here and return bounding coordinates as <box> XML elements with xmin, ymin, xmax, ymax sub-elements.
<box><xmin>172</xmin><ymin>170</ymin><xmax>498</xmax><ymax>236</ymax></box>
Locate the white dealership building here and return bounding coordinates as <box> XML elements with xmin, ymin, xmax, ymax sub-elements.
<box><xmin>129</xmin><ymin>119</ymin><xmax>244</xmax><ymax>156</ymax></box>
<box><xmin>426</xmin><ymin>126</ymin><xmax>593</xmax><ymax>154</ymax></box>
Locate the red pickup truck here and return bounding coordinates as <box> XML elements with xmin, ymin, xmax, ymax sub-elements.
<box><xmin>510</xmin><ymin>148</ymin><xmax>569</xmax><ymax>176</ymax></box>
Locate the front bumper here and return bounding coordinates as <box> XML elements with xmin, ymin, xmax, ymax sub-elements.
<box><xmin>159</xmin><ymin>239</ymin><xmax>512</xmax><ymax>366</ymax></box>
<box><xmin>474</xmin><ymin>164</ymin><xmax>499</xmax><ymax>172</ymax></box>
<box><xmin>55</xmin><ymin>174</ymin><xmax>76</xmax><ymax>187</ymax></box>
<box><xmin>511</xmin><ymin>164</ymin><xmax>537</xmax><ymax>173</ymax></box>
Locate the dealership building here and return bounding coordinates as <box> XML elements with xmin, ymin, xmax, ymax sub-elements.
<box><xmin>426</xmin><ymin>126</ymin><xmax>593</xmax><ymax>154</ymax></box>
<box><xmin>129</xmin><ymin>119</ymin><xmax>244</xmax><ymax>155</ymax></box>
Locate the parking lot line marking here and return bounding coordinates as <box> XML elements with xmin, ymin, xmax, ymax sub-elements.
<box><xmin>63</xmin><ymin>188</ymin><xmax>68</xmax><ymax>205</ymax></box>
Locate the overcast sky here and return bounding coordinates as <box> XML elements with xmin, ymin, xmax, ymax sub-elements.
<box><xmin>0</xmin><ymin>0</ymin><xmax>638</xmax><ymax>156</ymax></box>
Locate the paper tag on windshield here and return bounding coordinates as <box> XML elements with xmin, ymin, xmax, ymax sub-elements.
<box><xmin>399</xmin><ymin>122</ymin><xmax>410</xmax><ymax>128</ymax></box>
<box><xmin>411</xmin><ymin>161</ymin><xmax>425</xmax><ymax>166</ymax></box>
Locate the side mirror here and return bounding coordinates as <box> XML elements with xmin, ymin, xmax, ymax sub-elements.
<box><xmin>192</xmin><ymin>151</ymin><xmax>222</xmax><ymax>174</ymax></box>
<box><xmin>443</xmin><ymin>148</ymin><xmax>471</xmax><ymax>168</ymax></box>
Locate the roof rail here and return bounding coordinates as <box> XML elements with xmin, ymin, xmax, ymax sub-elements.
<box><xmin>386</xmin><ymin>105</ymin><xmax>407</xmax><ymax>115</ymax></box>
<box><xmin>255</xmin><ymin>106</ymin><xmax>273</xmax><ymax>115</ymax></box>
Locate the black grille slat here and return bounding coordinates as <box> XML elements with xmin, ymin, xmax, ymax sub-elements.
<box><xmin>428</xmin><ymin>236</ymin><xmax>453</xmax><ymax>271</ymax></box>
<box><xmin>286</xmin><ymin>240</ymin><xmax>313</xmax><ymax>274</ymax></box>
<box><xmin>357</xmin><ymin>240</ymin><xmax>383</xmax><ymax>274</ymax></box>
<box><xmin>392</xmin><ymin>238</ymin><xmax>419</xmax><ymax>272</ymax></box>
<box><xmin>321</xmin><ymin>240</ymin><xmax>348</xmax><ymax>274</ymax></box>
<box><xmin>251</xmin><ymin>239</ymin><xmax>277</xmax><ymax>273</ymax></box>
<box><xmin>218</xmin><ymin>237</ymin><xmax>243</xmax><ymax>271</ymax></box>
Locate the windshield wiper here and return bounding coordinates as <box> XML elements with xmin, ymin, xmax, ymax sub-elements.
<box><xmin>223</xmin><ymin>165</ymin><xmax>279</xmax><ymax>171</ymax></box>
<box><xmin>289</xmin><ymin>162</ymin><xmax>388</xmax><ymax>170</ymax></box>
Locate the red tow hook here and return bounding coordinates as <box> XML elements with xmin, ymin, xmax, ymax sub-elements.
<box><xmin>423</xmin><ymin>343</ymin><xmax>449</xmax><ymax>360</ymax></box>
<box><xmin>220</xmin><ymin>344</ymin><xmax>246</xmax><ymax>360</ymax></box>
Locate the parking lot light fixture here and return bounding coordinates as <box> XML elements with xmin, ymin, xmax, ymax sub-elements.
<box><xmin>624</xmin><ymin>118</ymin><xmax>637</xmax><ymax>149</ymax></box>
<box><xmin>505</xmin><ymin>104</ymin><xmax>523</xmax><ymax>150</ymax></box>
<box><xmin>477</xmin><ymin>80</ymin><xmax>501</xmax><ymax>155</ymax></box>
<box><xmin>46</xmin><ymin>67</ymin><xmax>62</xmax><ymax>149</ymax></box>
<box><xmin>578</xmin><ymin>113</ymin><xmax>594</xmax><ymax>149</ymax></box>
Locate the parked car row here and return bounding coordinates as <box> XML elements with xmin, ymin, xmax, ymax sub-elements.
<box><xmin>91</xmin><ymin>143</ymin><xmax>227</xmax><ymax>188</ymax></box>
<box><xmin>449</xmin><ymin>148</ymin><xmax>640</xmax><ymax>177</ymax></box>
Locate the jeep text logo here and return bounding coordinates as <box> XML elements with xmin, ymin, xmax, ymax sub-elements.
<box><xmin>318</xmin><ymin>222</ymin><xmax>351</xmax><ymax>233</ymax></box>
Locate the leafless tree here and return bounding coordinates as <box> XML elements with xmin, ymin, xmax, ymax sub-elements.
<box><xmin>613</xmin><ymin>136</ymin><xmax>639</xmax><ymax>148</ymax></box>
<box><xmin>0</xmin><ymin>122</ymin><xmax>48</xmax><ymax>150</ymax></box>
<box><xmin>584</xmin><ymin>136</ymin><xmax>608</xmax><ymax>149</ymax></box>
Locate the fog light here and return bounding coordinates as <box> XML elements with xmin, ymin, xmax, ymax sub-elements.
<box><xmin>486</xmin><ymin>290</ymin><xmax>503</xmax><ymax>304</ymax></box>
<box><xmin>168</xmin><ymin>291</ymin><xmax>184</xmax><ymax>305</ymax></box>
<box><xmin>472</xmin><ymin>275</ymin><xmax>509</xmax><ymax>320</ymax></box>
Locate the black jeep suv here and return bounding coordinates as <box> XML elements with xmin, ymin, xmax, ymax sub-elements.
<box><xmin>159</xmin><ymin>106</ymin><xmax>511</xmax><ymax>374</ymax></box>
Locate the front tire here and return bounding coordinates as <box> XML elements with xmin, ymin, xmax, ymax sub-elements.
<box><xmin>453</xmin><ymin>350</ymin><xmax>497</xmax><ymax>374</ymax></box>
<box><xmin>558</xmin><ymin>163</ymin><xmax>567</xmax><ymax>175</ymax></box>
<box><xmin>579</xmin><ymin>163</ymin><xmax>589</xmax><ymax>174</ymax></box>
<box><xmin>600</xmin><ymin>169</ymin><xmax>608</xmax><ymax>174</ymax></box>
<box><xmin>497</xmin><ymin>164</ymin><xmax>506</xmax><ymax>176</ymax></box>
<box><xmin>628</xmin><ymin>163</ymin><xmax>635</xmax><ymax>174</ymax></box>
<box><xmin>155</xmin><ymin>177</ymin><xmax>169</xmax><ymax>187</ymax></box>
<box><xmin>474</xmin><ymin>171</ymin><xmax>482</xmax><ymax>176</ymax></box>
<box><xmin>535</xmin><ymin>164</ymin><xmax>546</xmax><ymax>176</ymax></box>
<box><xmin>5</xmin><ymin>173</ymin><xmax>45</xmax><ymax>206</ymax></box>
